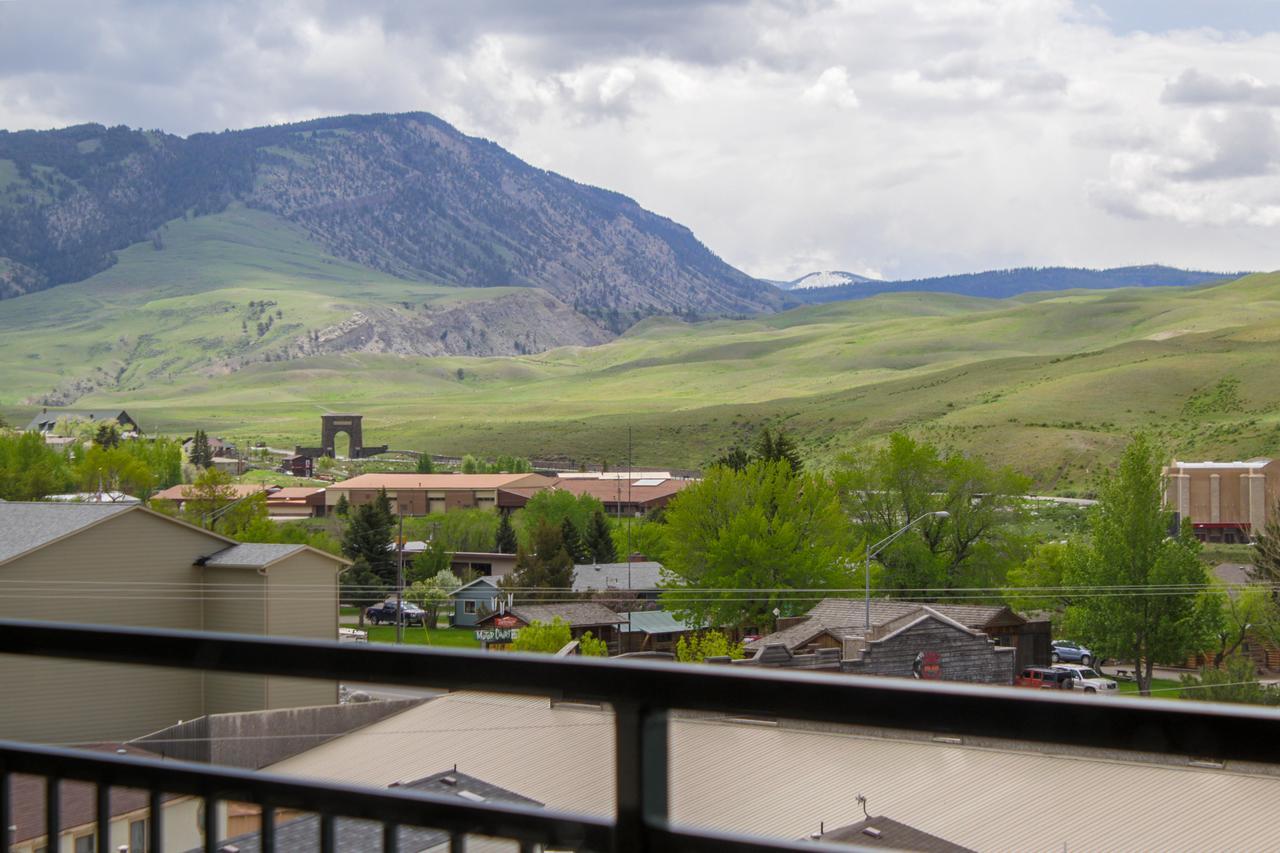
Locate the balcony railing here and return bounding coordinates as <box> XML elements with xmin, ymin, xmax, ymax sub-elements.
<box><xmin>4</xmin><ymin>618</ymin><xmax>1280</xmax><ymax>852</ymax></box>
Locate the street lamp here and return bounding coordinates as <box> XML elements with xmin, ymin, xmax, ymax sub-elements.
<box><xmin>863</xmin><ymin>511</ymin><xmax>950</xmax><ymax>631</ymax></box>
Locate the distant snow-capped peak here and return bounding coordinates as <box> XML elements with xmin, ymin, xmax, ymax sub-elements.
<box><xmin>783</xmin><ymin>270</ymin><xmax>879</xmax><ymax>291</ymax></box>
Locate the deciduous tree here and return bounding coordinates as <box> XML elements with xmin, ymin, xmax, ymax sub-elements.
<box><xmin>675</xmin><ymin>630</ymin><xmax>744</xmax><ymax>663</ymax></box>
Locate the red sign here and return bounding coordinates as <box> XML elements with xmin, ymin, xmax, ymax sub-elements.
<box><xmin>913</xmin><ymin>651</ymin><xmax>942</xmax><ymax>680</ymax></box>
<box><xmin>494</xmin><ymin>615</ymin><xmax>519</xmax><ymax>629</ymax></box>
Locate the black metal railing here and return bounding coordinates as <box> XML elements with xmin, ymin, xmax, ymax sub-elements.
<box><xmin>4</xmin><ymin>618</ymin><xmax>1280</xmax><ymax>853</ymax></box>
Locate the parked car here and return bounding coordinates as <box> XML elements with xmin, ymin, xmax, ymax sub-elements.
<box><xmin>364</xmin><ymin>600</ymin><xmax>426</xmax><ymax>626</ymax></box>
<box><xmin>1051</xmin><ymin>640</ymin><xmax>1095</xmax><ymax>666</ymax></box>
<box><xmin>1052</xmin><ymin>664</ymin><xmax>1118</xmax><ymax>695</ymax></box>
<box><xmin>1014</xmin><ymin>666</ymin><xmax>1073</xmax><ymax>689</ymax></box>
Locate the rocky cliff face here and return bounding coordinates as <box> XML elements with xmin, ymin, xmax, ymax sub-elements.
<box><xmin>0</xmin><ymin>113</ymin><xmax>780</xmax><ymax>330</ymax></box>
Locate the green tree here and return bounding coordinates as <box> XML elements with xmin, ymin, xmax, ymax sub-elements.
<box><xmin>754</xmin><ymin>427</ymin><xmax>802</xmax><ymax>473</ymax></box>
<box><xmin>835</xmin><ymin>433</ymin><xmax>1029</xmax><ymax>592</ymax></box>
<box><xmin>495</xmin><ymin>512</ymin><xmax>518</xmax><ymax>554</ymax></box>
<box><xmin>1180</xmin><ymin>654</ymin><xmax>1280</xmax><ymax>705</ymax></box>
<box><xmin>1251</xmin><ymin>502</ymin><xmax>1280</xmax><ymax>593</ymax></box>
<box><xmin>1205</xmin><ymin>582</ymin><xmax>1280</xmax><ymax>668</ymax></box>
<box><xmin>1062</xmin><ymin>435</ymin><xmax>1219</xmax><ymax>695</ymax></box>
<box><xmin>342</xmin><ymin>559</ymin><xmax>389</xmax><ymax>627</ymax></box>
<box><xmin>189</xmin><ymin>429</ymin><xmax>213</xmax><ymax>469</ymax></box>
<box><xmin>404</xmin><ymin>569</ymin><xmax>463</xmax><ymax>628</ymax></box>
<box><xmin>94</xmin><ymin>421</ymin><xmax>121</xmax><ymax>449</ymax></box>
<box><xmin>560</xmin><ymin>517</ymin><xmax>591</xmax><ymax>564</ymax></box>
<box><xmin>335</xmin><ymin>493</ymin><xmax>350</xmax><ymax>517</ymax></box>
<box><xmin>611</xmin><ymin>519</ymin><xmax>668</xmax><ymax>564</ymax></box>
<box><xmin>407</xmin><ymin>538</ymin><xmax>452</xmax><ymax>585</ymax></box>
<box><xmin>1004</xmin><ymin>540</ymin><xmax>1087</xmax><ymax>614</ymax></box>
<box><xmin>71</xmin><ymin>444</ymin><xmax>155</xmax><ymax>498</ymax></box>
<box><xmin>415</xmin><ymin>453</ymin><xmax>435</xmax><ymax>474</ymax></box>
<box><xmin>461</xmin><ymin>454</ymin><xmax>480</xmax><ymax>474</ymax></box>
<box><xmin>0</xmin><ymin>431</ymin><xmax>73</xmax><ymax>500</ymax></box>
<box><xmin>713</xmin><ymin>445</ymin><xmax>751</xmax><ymax>472</ymax></box>
<box><xmin>585</xmin><ymin>510</ymin><xmax>618</xmax><ymax>563</ymax></box>
<box><xmin>661</xmin><ymin>460</ymin><xmax>851</xmax><ymax>630</ymax></box>
<box><xmin>516</xmin><ymin>489</ymin><xmax>605</xmax><ymax>546</ymax></box>
<box><xmin>512</xmin><ymin>617</ymin><xmax>573</xmax><ymax>653</ymax></box>
<box><xmin>505</xmin><ymin>520</ymin><xmax>574</xmax><ymax>599</ymax></box>
<box><xmin>177</xmin><ymin>467</ymin><xmax>265</xmax><ymax>534</ymax></box>
<box><xmin>577</xmin><ymin>631</ymin><xmax>609</xmax><ymax>657</ymax></box>
<box><xmin>675</xmin><ymin>631</ymin><xmax>745</xmax><ymax>663</ymax></box>
<box><xmin>342</xmin><ymin>498</ymin><xmax>396</xmax><ymax>587</ymax></box>
<box><xmin>433</xmin><ymin>508</ymin><xmax>500</xmax><ymax>552</ymax></box>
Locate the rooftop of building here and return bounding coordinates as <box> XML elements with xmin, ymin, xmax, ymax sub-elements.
<box><xmin>329</xmin><ymin>472</ymin><xmax>553</xmax><ymax>490</ymax></box>
<box><xmin>572</xmin><ymin>560</ymin><xmax>664</xmax><ymax>592</ymax></box>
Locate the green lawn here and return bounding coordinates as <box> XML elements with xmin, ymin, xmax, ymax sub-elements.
<box><xmin>363</xmin><ymin>625</ymin><xmax>481</xmax><ymax>649</ymax></box>
<box><xmin>1116</xmin><ymin>677</ymin><xmax>1183</xmax><ymax>697</ymax></box>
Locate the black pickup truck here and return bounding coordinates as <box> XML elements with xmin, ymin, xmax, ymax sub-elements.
<box><xmin>364</xmin><ymin>600</ymin><xmax>426</xmax><ymax>626</ymax></box>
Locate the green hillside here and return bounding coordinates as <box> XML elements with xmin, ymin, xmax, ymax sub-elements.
<box><xmin>3</xmin><ymin>213</ymin><xmax>1278</xmax><ymax>491</ymax></box>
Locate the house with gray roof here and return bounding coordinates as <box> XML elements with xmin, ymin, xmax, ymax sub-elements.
<box><xmin>475</xmin><ymin>602</ymin><xmax>627</xmax><ymax>653</ymax></box>
<box><xmin>24</xmin><ymin>407</ymin><xmax>139</xmax><ymax>435</ymax></box>
<box><xmin>571</xmin><ymin>560</ymin><xmax>663</xmax><ymax>597</ymax></box>
<box><xmin>447</xmin><ymin>575</ymin><xmax>502</xmax><ymax>627</ymax></box>
<box><xmin>0</xmin><ymin>502</ymin><xmax>349</xmax><ymax>744</ymax></box>
<box><xmin>205</xmin><ymin>770</ymin><xmax>542</xmax><ymax>853</ymax></box>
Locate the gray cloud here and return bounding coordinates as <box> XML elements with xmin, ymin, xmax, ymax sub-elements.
<box><xmin>1162</xmin><ymin>68</ymin><xmax>1280</xmax><ymax>106</ymax></box>
<box><xmin>1178</xmin><ymin>109</ymin><xmax>1280</xmax><ymax>180</ymax></box>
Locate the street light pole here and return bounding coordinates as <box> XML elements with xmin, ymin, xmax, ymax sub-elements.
<box><xmin>863</xmin><ymin>511</ymin><xmax>950</xmax><ymax>632</ymax></box>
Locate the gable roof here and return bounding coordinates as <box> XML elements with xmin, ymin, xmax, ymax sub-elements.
<box><xmin>208</xmin><ymin>769</ymin><xmax>541</xmax><ymax>853</ymax></box>
<box><xmin>551</xmin><ymin>478</ymin><xmax>690</xmax><ymax>506</ymax></box>
<box><xmin>199</xmin><ymin>543</ymin><xmax>349</xmax><ymax>570</ymax></box>
<box><xmin>24</xmin><ymin>409</ymin><xmax>136</xmax><ymax>432</ymax></box>
<box><xmin>572</xmin><ymin>561</ymin><xmax>663</xmax><ymax>591</ymax></box>
<box><xmin>494</xmin><ymin>602</ymin><xmax>627</xmax><ymax>628</ymax></box>
<box><xmin>815</xmin><ymin>816</ymin><xmax>975</xmax><ymax>851</ymax></box>
<box><xmin>449</xmin><ymin>575</ymin><xmax>502</xmax><ymax>596</ymax></box>
<box><xmin>152</xmin><ymin>483</ymin><xmax>279</xmax><ymax>502</ymax></box>
<box><xmin>0</xmin><ymin>502</ymin><xmax>235</xmax><ymax>566</ymax></box>
<box><xmin>747</xmin><ymin>598</ymin><xmax>1024</xmax><ymax>651</ymax></box>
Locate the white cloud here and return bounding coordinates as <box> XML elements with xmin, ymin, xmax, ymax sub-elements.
<box><xmin>1</xmin><ymin>0</ymin><xmax>1278</xmax><ymax>279</ymax></box>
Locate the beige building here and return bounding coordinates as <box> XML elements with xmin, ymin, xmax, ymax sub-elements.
<box><xmin>0</xmin><ymin>502</ymin><xmax>348</xmax><ymax>744</ymax></box>
<box><xmin>1164</xmin><ymin>458</ymin><xmax>1280</xmax><ymax>542</ymax></box>
<box><xmin>325</xmin><ymin>472</ymin><xmax>555</xmax><ymax>516</ymax></box>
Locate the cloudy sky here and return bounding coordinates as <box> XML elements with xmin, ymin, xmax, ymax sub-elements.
<box><xmin>2</xmin><ymin>0</ymin><xmax>1278</xmax><ymax>280</ymax></box>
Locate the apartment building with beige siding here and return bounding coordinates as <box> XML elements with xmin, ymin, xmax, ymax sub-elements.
<box><xmin>1163</xmin><ymin>458</ymin><xmax>1280</xmax><ymax>543</ymax></box>
<box><xmin>0</xmin><ymin>503</ymin><xmax>348</xmax><ymax>744</ymax></box>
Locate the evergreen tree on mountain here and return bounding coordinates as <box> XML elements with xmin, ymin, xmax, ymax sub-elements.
<box><xmin>754</xmin><ymin>427</ymin><xmax>802</xmax><ymax>473</ymax></box>
<box><xmin>561</xmin><ymin>516</ymin><xmax>591</xmax><ymax>564</ymax></box>
<box><xmin>494</xmin><ymin>512</ymin><xmax>518</xmax><ymax>554</ymax></box>
<box><xmin>585</xmin><ymin>510</ymin><xmax>618</xmax><ymax>563</ymax></box>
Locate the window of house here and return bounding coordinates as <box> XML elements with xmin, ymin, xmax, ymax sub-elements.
<box><xmin>74</xmin><ymin>834</ymin><xmax>95</xmax><ymax>853</ymax></box>
<box><xmin>130</xmin><ymin>818</ymin><xmax>148</xmax><ymax>852</ymax></box>
<box><xmin>464</xmin><ymin>600</ymin><xmax>477</xmax><ymax>614</ymax></box>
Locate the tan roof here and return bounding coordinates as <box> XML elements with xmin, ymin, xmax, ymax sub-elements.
<box><xmin>551</xmin><ymin>478</ymin><xmax>689</xmax><ymax>506</ymax></box>
<box><xmin>266</xmin><ymin>691</ymin><xmax>1280</xmax><ymax>850</ymax></box>
<box><xmin>330</xmin><ymin>473</ymin><xmax>554</xmax><ymax>491</ymax></box>
<box><xmin>748</xmin><ymin>599</ymin><xmax>1022</xmax><ymax>651</ymax></box>
<box><xmin>267</xmin><ymin>487</ymin><xmax>326</xmax><ymax>500</ymax></box>
<box><xmin>152</xmin><ymin>483</ymin><xmax>278</xmax><ymax>501</ymax></box>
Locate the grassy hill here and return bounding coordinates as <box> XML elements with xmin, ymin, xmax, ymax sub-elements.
<box><xmin>3</xmin><ymin>215</ymin><xmax>1278</xmax><ymax>491</ymax></box>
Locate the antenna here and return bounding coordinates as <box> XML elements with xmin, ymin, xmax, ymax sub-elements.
<box><xmin>856</xmin><ymin>793</ymin><xmax>870</xmax><ymax>820</ymax></box>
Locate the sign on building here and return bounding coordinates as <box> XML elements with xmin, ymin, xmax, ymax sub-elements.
<box><xmin>476</xmin><ymin>628</ymin><xmax>519</xmax><ymax>643</ymax></box>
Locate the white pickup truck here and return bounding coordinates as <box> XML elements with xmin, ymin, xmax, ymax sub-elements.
<box><xmin>1052</xmin><ymin>663</ymin><xmax>1118</xmax><ymax>694</ymax></box>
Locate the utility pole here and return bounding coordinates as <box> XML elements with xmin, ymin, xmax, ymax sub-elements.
<box><xmin>395</xmin><ymin>514</ymin><xmax>405</xmax><ymax>645</ymax></box>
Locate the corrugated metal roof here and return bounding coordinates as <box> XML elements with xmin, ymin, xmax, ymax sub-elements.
<box><xmin>572</xmin><ymin>561</ymin><xmax>663</xmax><ymax>591</ymax></box>
<box><xmin>265</xmin><ymin>691</ymin><xmax>1280</xmax><ymax>850</ymax></box>
<box><xmin>0</xmin><ymin>501</ymin><xmax>136</xmax><ymax>565</ymax></box>
<box><xmin>619</xmin><ymin>611</ymin><xmax>702</xmax><ymax>634</ymax></box>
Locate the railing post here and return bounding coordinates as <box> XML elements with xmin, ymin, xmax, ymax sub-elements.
<box><xmin>614</xmin><ymin>704</ymin><xmax>668</xmax><ymax>853</ymax></box>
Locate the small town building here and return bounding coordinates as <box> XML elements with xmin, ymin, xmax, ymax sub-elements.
<box><xmin>151</xmin><ymin>482</ymin><xmax>283</xmax><ymax>513</ymax></box>
<box><xmin>24</xmin><ymin>407</ymin><xmax>140</xmax><ymax>435</ymax></box>
<box><xmin>1164</xmin><ymin>458</ymin><xmax>1280</xmax><ymax>543</ymax></box>
<box><xmin>552</xmin><ymin>476</ymin><xmax>692</xmax><ymax>516</ymax></box>
<box><xmin>450</xmin><ymin>550</ymin><xmax>519</xmax><ymax>579</ymax></box>
<box><xmin>806</xmin><ymin>815</ymin><xmax>974</xmax><ymax>851</ymax></box>
<box><xmin>572</xmin><ymin>560</ymin><xmax>663</xmax><ymax>597</ymax></box>
<box><xmin>0</xmin><ymin>502</ymin><xmax>348</xmax><ymax>744</ymax></box>
<box><xmin>265</xmin><ymin>486</ymin><xmax>328</xmax><ymax>519</ymax></box>
<box><xmin>618</xmin><ymin>610</ymin><xmax>704</xmax><ymax>654</ymax></box>
<box><xmin>279</xmin><ymin>453</ymin><xmax>315</xmax><ymax>478</ymax></box>
<box><xmin>474</xmin><ymin>602</ymin><xmax>627</xmax><ymax>652</ymax></box>
<box><xmin>325</xmin><ymin>473</ymin><xmax>556</xmax><ymax>516</ymax></box>
<box><xmin>747</xmin><ymin>598</ymin><xmax>1048</xmax><ymax>672</ymax></box>
<box><xmin>449</xmin><ymin>576</ymin><xmax>503</xmax><ymax>627</ymax></box>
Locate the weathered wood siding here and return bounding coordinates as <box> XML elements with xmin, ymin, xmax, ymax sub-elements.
<box><xmin>842</xmin><ymin>617</ymin><xmax>1016</xmax><ymax>685</ymax></box>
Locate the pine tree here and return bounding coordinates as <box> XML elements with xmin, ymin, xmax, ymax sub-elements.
<box><xmin>495</xmin><ymin>512</ymin><xmax>518</xmax><ymax>554</ymax></box>
<box><xmin>341</xmin><ymin>500</ymin><xmax>396</xmax><ymax>587</ymax></box>
<box><xmin>754</xmin><ymin>427</ymin><xmax>802</xmax><ymax>473</ymax></box>
<box><xmin>335</xmin><ymin>493</ymin><xmax>350</xmax><ymax>517</ymax></box>
<box><xmin>190</xmin><ymin>429</ymin><xmax>212</xmax><ymax>468</ymax></box>
<box><xmin>560</xmin><ymin>517</ymin><xmax>591</xmax><ymax>564</ymax></box>
<box><xmin>416</xmin><ymin>453</ymin><xmax>435</xmax><ymax>474</ymax></box>
<box><xmin>506</xmin><ymin>520</ymin><xmax>574</xmax><ymax>600</ymax></box>
<box><xmin>585</xmin><ymin>510</ymin><xmax>618</xmax><ymax>563</ymax></box>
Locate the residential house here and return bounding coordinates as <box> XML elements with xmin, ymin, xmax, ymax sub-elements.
<box><xmin>258</xmin><ymin>689</ymin><xmax>1280</xmax><ymax>851</ymax></box>
<box><xmin>6</xmin><ymin>744</ymin><xmax>202</xmax><ymax>853</ymax></box>
<box><xmin>1164</xmin><ymin>458</ymin><xmax>1280</xmax><ymax>543</ymax></box>
<box><xmin>265</xmin><ymin>486</ymin><xmax>328</xmax><ymax>519</ymax></box>
<box><xmin>572</xmin><ymin>560</ymin><xmax>663</xmax><ymax>599</ymax></box>
<box><xmin>325</xmin><ymin>473</ymin><xmax>556</xmax><ymax>516</ymax></box>
<box><xmin>474</xmin><ymin>602</ymin><xmax>626</xmax><ymax>652</ymax></box>
<box><xmin>0</xmin><ymin>502</ymin><xmax>348</xmax><ymax>744</ymax></box>
<box><xmin>451</xmin><ymin>550</ymin><xmax>519</xmax><ymax>579</ymax></box>
<box><xmin>733</xmin><ymin>606</ymin><xmax>1017</xmax><ymax>685</ymax></box>
<box><xmin>449</xmin><ymin>576</ymin><xmax>503</xmax><ymax>627</ymax></box>
<box><xmin>618</xmin><ymin>610</ymin><xmax>704</xmax><ymax>654</ymax></box>
<box><xmin>750</xmin><ymin>598</ymin><xmax>1048</xmax><ymax>672</ymax></box>
<box><xmin>24</xmin><ymin>408</ymin><xmax>140</xmax><ymax>435</ymax></box>
<box><xmin>208</xmin><ymin>770</ymin><xmax>542</xmax><ymax>853</ymax></box>
<box><xmin>280</xmin><ymin>453</ymin><xmax>315</xmax><ymax>478</ymax></box>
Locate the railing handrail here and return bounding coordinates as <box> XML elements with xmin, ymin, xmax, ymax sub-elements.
<box><xmin>1</xmin><ymin>619</ymin><xmax>1278</xmax><ymax>763</ymax></box>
